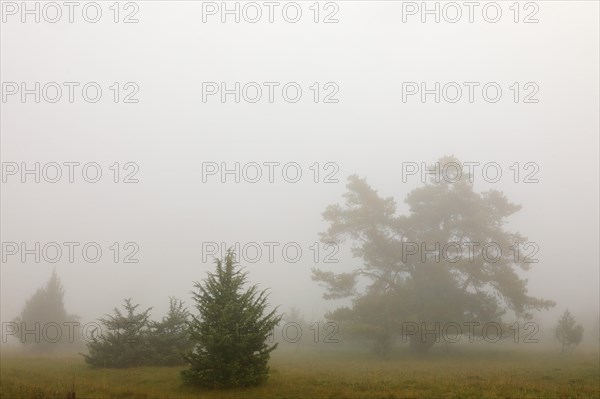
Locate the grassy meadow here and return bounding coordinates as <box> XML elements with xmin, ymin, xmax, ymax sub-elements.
<box><xmin>1</xmin><ymin>347</ymin><xmax>599</xmax><ymax>399</ymax></box>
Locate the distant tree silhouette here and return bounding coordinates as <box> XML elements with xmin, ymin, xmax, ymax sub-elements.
<box><xmin>554</xmin><ymin>309</ymin><xmax>583</xmax><ymax>353</ymax></box>
<box><xmin>14</xmin><ymin>270</ymin><xmax>79</xmax><ymax>352</ymax></box>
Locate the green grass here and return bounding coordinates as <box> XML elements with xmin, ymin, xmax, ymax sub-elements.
<box><xmin>1</xmin><ymin>348</ymin><xmax>598</xmax><ymax>399</ymax></box>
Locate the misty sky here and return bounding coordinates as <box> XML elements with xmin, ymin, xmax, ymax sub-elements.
<box><xmin>1</xmin><ymin>1</ymin><xmax>598</xmax><ymax>331</ymax></box>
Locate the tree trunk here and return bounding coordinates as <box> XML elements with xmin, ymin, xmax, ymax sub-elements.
<box><xmin>372</xmin><ymin>333</ymin><xmax>392</xmax><ymax>358</ymax></box>
<box><xmin>409</xmin><ymin>333</ymin><xmax>436</xmax><ymax>353</ymax></box>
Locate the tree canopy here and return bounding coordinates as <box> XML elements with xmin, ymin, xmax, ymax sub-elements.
<box><xmin>313</xmin><ymin>156</ymin><xmax>555</xmax><ymax>354</ymax></box>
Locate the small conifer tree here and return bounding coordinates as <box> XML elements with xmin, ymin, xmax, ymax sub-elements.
<box><xmin>182</xmin><ymin>251</ymin><xmax>282</xmax><ymax>388</ymax></box>
<box><xmin>84</xmin><ymin>298</ymin><xmax>152</xmax><ymax>367</ymax></box>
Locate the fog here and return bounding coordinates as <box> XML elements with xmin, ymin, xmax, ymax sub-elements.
<box><xmin>1</xmin><ymin>0</ymin><xmax>598</xmax><ymax>357</ymax></box>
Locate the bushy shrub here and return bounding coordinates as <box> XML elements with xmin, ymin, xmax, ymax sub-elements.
<box><xmin>84</xmin><ymin>297</ymin><xmax>191</xmax><ymax>367</ymax></box>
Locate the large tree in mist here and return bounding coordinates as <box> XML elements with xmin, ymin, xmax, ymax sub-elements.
<box><xmin>312</xmin><ymin>156</ymin><xmax>555</xmax><ymax>354</ymax></box>
<box><xmin>14</xmin><ymin>270</ymin><xmax>79</xmax><ymax>352</ymax></box>
<box><xmin>182</xmin><ymin>251</ymin><xmax>282</xmax><ymax>388</ymax></box>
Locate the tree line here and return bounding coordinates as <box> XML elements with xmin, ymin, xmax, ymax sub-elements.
<box><xmin>10</xmin><ymin>157</ymin><xmax>590</xmax><ymax>388</ymax></box>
